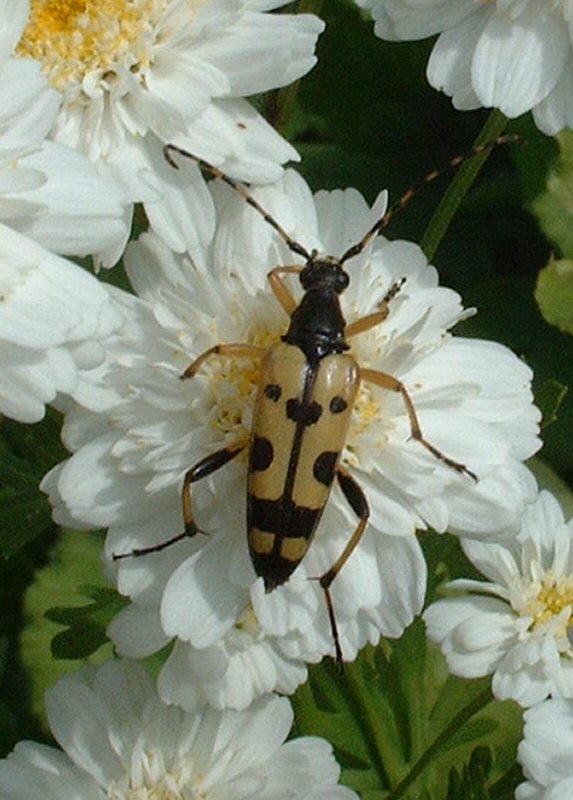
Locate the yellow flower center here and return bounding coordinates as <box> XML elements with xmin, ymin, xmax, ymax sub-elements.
<box><xmin>235</xmin><ymin>603</ymin><xmax>261</xmax><ymax>637</ymax></box>
<box><xmin>530</xmin><ymin>574</ymin><xmax>573</xmax><ymax>629</ymax></box>
<box><xmin>17</xmin><ymin>0</ymin><xmax>160</xmax><ymax>92</ymax></box>
<box><xmin>202</xmin><ymin>326</ymin><xmax>280</xmax><ymax>442</ymax></box>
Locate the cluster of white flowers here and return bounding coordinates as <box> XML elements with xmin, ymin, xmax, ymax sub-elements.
<box><xmin>1</xmin><ymin>0</ymin><xmax>573</xmax><ymax>797</ymax></box>
<box><xmin>42</xmin><ymin>167</ymin><xmax>540</xmax><ymax>711</ymax></box>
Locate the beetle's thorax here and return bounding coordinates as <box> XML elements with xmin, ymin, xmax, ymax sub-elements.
<box><xmin>282</xmin><ymin>257</ymin><xmax>350</xmax><ymax>363</ymax></box>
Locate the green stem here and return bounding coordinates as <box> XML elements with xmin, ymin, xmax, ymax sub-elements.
<box><xmin>420</xmin><ymin>109</ymin><xmax>508</xmax><ymax>262</ymax></box>
<box><xmin>389</xmin><ymin>687</ymin><xmax>494</xmax><ymax>800</ymax></box>
<box><xmin>341</xmin><ymin>659</ymin><xmax>404</xmax><ymax>788</ymax></box>
<box><xmin>270</xmin><ymin>0</ymin><xmax>324</xmax><ymax>133</ymax></box>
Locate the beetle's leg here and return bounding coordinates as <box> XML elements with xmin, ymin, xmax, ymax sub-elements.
<box><xmin>317</xmin><ymin>466</ymin><xmax>370</xmax><ymax>664</ymax></box>
<box><xmin>180</xmin><ymin>443</ymin><xmax>246</xmax><ymax>536</ymax></box>
<box><xmin>359</xmin><ymin>368</ymin><xmax>478</xmax><ymax>481</ymax></box>
<box><xmin>113</xmin><ymin>443</ymin><xmax>245</xmax><ymax>560</ymax></box>
<box><xmin>181</xmin><ymin>344</ymin><xmax>264</xmax><ymax>379</ymax></box>
<box><xmin>345</xmin><ymin>278</ymin><xmax>406</xmax><ymax>338</ymax></box>
<box><xmin>267</xmin><ymin>265</ymin><xmax>303</xmax><ymax>316</ymax></box>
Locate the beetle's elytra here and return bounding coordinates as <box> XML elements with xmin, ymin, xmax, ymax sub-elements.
<box><xmin>111</xmin><ymin>139</ymin><xmax>521</xmax><ymax>660</ymax></box>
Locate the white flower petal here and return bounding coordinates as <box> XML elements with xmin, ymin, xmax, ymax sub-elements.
<box><xmin>471</xmin><ymin>3</ymin><xmax>570</xmax><ymax>117</ymax></box>
<box><xmin>10</xmin><ymin>141</ymin><xmax>128</xmax><ymax>257</ymax></box>
<box><xmin>192</xmin><ymin>11</ymin><xmax>324</xmax><ymax>95</ymax></box>
<box><xmin>424</xmin><ymin>595</ymin><xmax>518</xmax><ymax>676</ymax></box>
<box><xmin>0</xmin><ymin>742</ymin><xmax>101</xmax><ymax>800</ymax></box>
<box><xmin>427</xmin><ymin>7</ymin><xmax>486</xmax><ymax>110</ymax></box>
<box><xmin>0</xmin><ymin>58</ymin><xmax>59</xmax><ymax>150</ymax></box>
<box><xmin>161</xmin><ymin>540</ymin><xmax>245</xmax><ymax>646</ymax></box>
<box><xmin>107</xmin><ymin>604</ymin><xmax>171</xmax><ymax>658</ymax></box>
<box><xmin>45</xmin><ymin>673</ymin><xmax>125</xmax><ymax>786</ymax></box>
<box><xmin>534</xmin><ymin>59</ymin><xmax>573</xmax><ymax>135</ymax></box>
<box><xmin>0</xmin><ymin>1</ymin><xmax>30</xmax><ymax>66</ymax></box>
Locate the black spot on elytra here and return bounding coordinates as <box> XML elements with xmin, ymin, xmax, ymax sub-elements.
<box><xmin>286</xmin><ymin>398</ymin><xmax>322</xmax><ymax>426</ymax></box>
<box><xmin>313</xmin><ymin>451</ymin><xmax>338</xmax><ymax>486</ymax></box>
<box><xmin>264</xmin><ymin>383</ymin><xmax>281</xmax><ymax>402</ymax></box>
<box><xmin>250</xmin><ymin>437</ymin><xmax>274</xmax><ymax>472</ymax></box>
<box><xmin>329</xmin><ymin>395</ymin><xmax>348</xmax><ymax>414</ymax></box>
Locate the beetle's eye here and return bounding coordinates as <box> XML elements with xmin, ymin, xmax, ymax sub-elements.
<box><xmin>336</xmin><ymin>270</ymin><xmax>350</xmax><ymax>293</ymax></box>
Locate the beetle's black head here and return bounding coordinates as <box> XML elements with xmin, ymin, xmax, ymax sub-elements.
<box><xmin>300</xmin><ymin>253</ymin><xmax>349</xmax><ymax>294</ymax></box>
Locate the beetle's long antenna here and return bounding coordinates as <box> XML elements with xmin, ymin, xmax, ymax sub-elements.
<box><xmin>339</xmin><ymin>134</ymin><xmax>523</xmax><ymax>266</ymax></box>
<box><xmin>164</xmin><ymin>144</ymin><xmax>312</xmax><ymax>262</ymax></box>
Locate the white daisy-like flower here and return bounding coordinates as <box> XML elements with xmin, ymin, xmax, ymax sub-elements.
<box><xmin>0</xmin><ymin>224</ymin><xmax>122</xmax><ymax>422</ymax></box>
<box><xmin>517</xmin><ymin>697</ymin><xmax>573</xmax><ymax>799</ymax></box>
<box><xmin>424</xmin><ymin>490</ymin><xmax>573</xmax><ymax>708</ymax></box>
<box><xmin>0</xmin><ymin>4</ymin><xmax>129</xmax><ymax>261</ymax></box>
<box><xmin>14</xmin><ymin>0</ymin><xmax>324</xmax><ymax>252</ymax></box>
<box><xmin>42</xmin><ymin>167</ymin><xmax>540</xmax><ymax>710</ymax></box>
<box><xmin>0</xmin><ymin>659</ymin><xmax>358</xmax><ymax>800</ymax></box>
<box><xmin>356</xmin><ymin>0</ymin><xmax>573</xmax><ymax>135</ymax></box>
<box><xmin>0</xmin><ymin>13</ymin><xmax>128</xmax><ymax>420</ymax></box>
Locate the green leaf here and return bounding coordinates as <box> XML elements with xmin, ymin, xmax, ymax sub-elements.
<box><xmin>20</xmin><ymin>530</ymin><xmax>117</xmax><ymax>723</ymax></box>
<box><xmin>532</xmin><ymin>130</ymin><xmax>573</xmax><ymax>258</ymax></box>
<box><xmin>528</xmin><ymin>458</ymin><xmax>573</xmax><ymax>518</ymax></box>
<box><xmin>446</xmin><ymin>747</ymin><xmax>493</xmax><ymax>800</ymax></box>
<box><xmin>0</xmin><ymin>411</ymin><xmax>66</xmax><ymax>559</ymax></box>
<box><xmin>535</xmin><ymin>258</ymin><xmax>573</xmax><ymax>335</ymax></box>
<box><xmin>47</xmin><ymin>585</ymin><xmax>123</xmax><ymax>660</ymax></box>
<box><xmin>534</xmin><ymin>378</ymin><xmax>569</xmax><ymax>430</ymax></box>
<box><xmin>291</xmin><ymin>619</ymin><xmax>523</xmax><ymax>800</ymax></box>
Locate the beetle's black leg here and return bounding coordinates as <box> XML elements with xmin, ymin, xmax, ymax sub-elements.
<box><xmin>113</xmin><ymin>443</ymin><xmax>245</xmax><ymax>560</ymax></box>
<box><xmin>315</xmin><ymin>466</ymin><xmax>370</xmax><ymax>664</ymax></box>
<box><xmin>360</xmin><ymin>367</ymin><xmax>478</xmax><ymax>481</ymax></box>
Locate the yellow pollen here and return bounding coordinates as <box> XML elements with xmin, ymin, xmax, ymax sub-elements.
<box><xmin>530</xmin><ymin>575</ymin><xmax>573</xmax><ymax>629</ymax></box>
<box><xmin>352</xmin><ymin>383</ymin><xmax>384</xmax><ymax>436</ymax></box>
<box><xmin>235</xmin><ymin>603</ymin><xmax>260</xmax><ymax>637</ymax></box>
<box><xmin>17</xmin><ymin>0</ymin><xmax>158</xmax><ymax>92</ymax></box>
<box><xmin>203</xmin><ymin>326</ymin><xmax>282</xmax><ymax>440</ymax></box>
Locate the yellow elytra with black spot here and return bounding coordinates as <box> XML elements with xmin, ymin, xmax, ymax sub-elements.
<box><xmin>248</xmin><ymin>342</ymin><xmax>359</xmax><ymax>589</ymax></box>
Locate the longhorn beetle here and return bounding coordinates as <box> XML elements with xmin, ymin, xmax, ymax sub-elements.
<box><xmin>115</xmin><ymin>136</ymin><xmax>518</xmax><ymax>661</ymax></box>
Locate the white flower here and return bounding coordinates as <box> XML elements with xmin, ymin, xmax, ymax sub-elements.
<box><xmin>0</xmin><ymin>224</ymin><xmax>122</xmax><ymax>422</ymax></box>
<box><xmin>356</xmin><ymin>0</ymin><xmax>573</xmax><ymax>135</ymax></box>
<box><xmin>42</xmin><ymin>168</ymin><xmax>539</xmax><ymax>710</ymax></box>
<box><xmin>0</xmin><ymin>5</ymin><xmax>128</xmax><ymax>262</ymax></box>
<box><xmin>0</xmin><ymin>26</ymin><xmax>127</xmax><ymax>422</ymax></box>
<box><xmin>14</xmin><ymin>0</ymin><xmax>324</xmax><ymax>251</ymax></box>
<box><xmin>0</xmin><ymin>659</ymin><xmax>358</xmax><ymax>800</ymax></box>
<box><xmin>517</xmin><ymin>697</ymin><xmax>573</xmax><ymax>799</ymax></box>
<box><xmin>424</xmin><ymin>490</ymin><xmax>573</xmax><ymax>708</ymax></box>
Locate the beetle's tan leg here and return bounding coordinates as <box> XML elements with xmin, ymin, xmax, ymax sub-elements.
<box><xmin>360</xmin><ymin>367</ymin><xmax>478</xmax><ymax>481</ymax></box>
<box><xmin>316</xmin><ymin>466</ymin><xmax>370</xmax><ymax>664</ymax></box>
<box><xmin>345</xmin><ymin>278</ymin><xmax>406</xmax><ymax>338</ymax></box>
<box><xmin>113</xmin><ymin>443</ymin><xmax>245</xmax><ymax>560</ymax></box>
<box><xmin>181</xmin><ymin>344</ymin><xmax>265</xmax><ymax>380</ymax></box>
<box><xmin>267</xmin><ymin>265</ymin><xmax>304</xmax><ymax>316</ymax></box>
